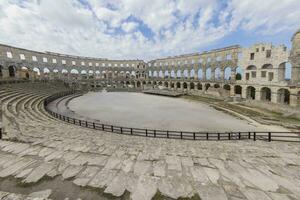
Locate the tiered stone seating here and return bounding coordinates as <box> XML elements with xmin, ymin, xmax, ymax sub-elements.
<box><xmin>0</xmin><ymin>82</ymin><xmax>299</xmax><ymax>200</ymax></box>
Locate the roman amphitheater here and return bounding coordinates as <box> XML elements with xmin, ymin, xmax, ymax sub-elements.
<box><xmin>0</xmin><ymin>30</ymin><xmax>299</xmax><ymax>200</ymax></box>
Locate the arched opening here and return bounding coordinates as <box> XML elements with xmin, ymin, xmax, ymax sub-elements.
<box><xmin>205</xmin><ymin>68</ymin><xmax>211</xmax><ymax>80</ymax></box>
<box><xmin>197</xmin><ymin>83</ymin><xmax>202</xmax><ymax>90</ymax></box>
<box><xmin>137</xmin><ymin>81</ymin><xmax>141</xmax><ymax>87</ymax></box>
<box><xmin>245</xmin><ymin>65</ymin><xmax>257</xmax><ymax>80</ymax></box>
<box><xmin>234</xmin><ymin>85</ymin><xmax>242</xmax><ymax>95</ymax></box>
<box><xmin>153</xmin><ymin>71</ymin><xmax>158</xmax><ymax>77</ymax></box>
<box><xmin>131</xmin><ymin>71</ymin><xmax>136</xmax><ymax>78</ymax></box>
<box><xmin>223</xmin><ymin>84</ymin><xmax>231</xmax><ymax>91</ymax></box>
<box><xmin>8</xmin><ymin>65</ymin><xmax>16</xmax><ymax>77</ymax></box>
<box><xmin>262</xmin><ymin>64</ymin><xmax>273</xmax><ymax>69</ymax></box>
<box><xmin>235</xmin><ymin>66</ymin><xmax>242</xmax><ymax>80</ymax></box>
<box><xmin>205</xmin><ymin>83</ymin><xmax>210</xmax><ymax>90</ymax></box>
<box><xmin>164</xmin><ymin>71</ymin><xmax>169</xmax><ymax>78</ymax></box>
<box><xmin>148</xmin><ymin>71</ymin><xmax>152</xmax><ymax>77</ymax></box>
<box><xmin>171</xmin><ymin>82</ymin><xmax>175</xmax><ymax>88</ymax></box>
<box><xmin>224</xmin><ymin>67</ymin><xmax>232</xmax><ymax>80</ymax></box>
<box><xmin>183</xmin><ymin>82</ymin><xmax>187</xmax><ymax>89</ymax></box>
<box><xmin>214</xmin><ymin>67</ymin><xmax>221</xmax><ymax>80</ymax></box>
<box><xmin>170</xmin><ymin>70</ymin><xmax>175</xmax><ymax>79</ymax></box>
<box><xmin>21</xmin><ymin>67</ymin><xmax>30</xmax><ymax>79</ymax></box>
<box><xmin>197</xmin><ymin>69</ymin><xmax>203</xmax><ymax>80</ymax></box>
<box><xmin>277</xmin><ymin>88</ymin><xmax>290</xmax><ymax>105</ymax></box>
<box><xmin>214</xmin><ymin>84</ymin><xmax>220</xmax><ymax>88</ymax></box>
<box><xmin>297</xmin><ymin>91</ymin><xmax>300</xmax><ymax>107</ymax></box>
<box><xmin>159</xmin><ymin>70</ymin><xmax>163</xmax><ymax>78</ymax></box>
<box><xmin>176</xmin><ymin>82</ymin><xmax>181</xmax><ymax>88</ymax></box>
<box><xmin>33</xmin><ymin>67</ymin><xmax>40</xmax><ymax>77</ymax></box>
<box><xmin>190</xmin><ymin>69</ymin><xmax>195</xmax><ymax>79</ymax></box>
<box><xmin>158</xmin><ymin>81</ymin><xmax>162</xmax><ymax>86</ymax></box>
<box><xmin>125</xmin><ymin>71</ymin><xmax>130</xmax><ymax>78</ymax></box>
<box><xmin>176</xmin><ymin>70</ymin><xmax>182</xmax><ymax>79</ymax></box>
<box><xmin>246</xmin><ymin>86</ymin><xmax>256</xmax><ymax>100</ymax></box>
<box><xmin>261</xmin><ymin>87</ymin><xmax>271</xmax><ymax>102</ymax></box>
<box><xmin>183</xmin><ymin>69</ymin><xmax>189</xmax><ymax>79</ymax></box>
<box><xmin>190</xmin><ymin>82</ymin><xmax>195</xmax><ymax>90</ymax></box>
<box><xmin>164</xmin><ymin>82</ymin><xmax>168</xmax><ymax>87</ymax></box>
<box><xmin>278</xmin><ymin>62</ymin><xmax>292</xmax><ymax>81</ymax></box>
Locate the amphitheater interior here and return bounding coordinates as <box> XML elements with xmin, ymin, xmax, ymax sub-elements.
<box><xmin>0</xmin><ymin>31</ymin><xmax>299</xmax><ymax>200</ymax></box>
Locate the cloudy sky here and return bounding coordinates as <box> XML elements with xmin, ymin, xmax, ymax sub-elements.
<box><xmin>0</xmin><ymin>0</ymin><xmax>299</xmax><ymax>60</ymax></box>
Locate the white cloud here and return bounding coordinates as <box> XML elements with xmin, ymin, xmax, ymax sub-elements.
<box><xmin>0</xmin><ymin>0</ymin><xmax>299</xmax><ymax>60</ymax></box>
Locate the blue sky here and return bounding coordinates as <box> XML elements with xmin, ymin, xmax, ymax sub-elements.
<box><xmin>0</xmin><ymin>0</ymin><xmax>299</xmax><ymax>60</ymax></box>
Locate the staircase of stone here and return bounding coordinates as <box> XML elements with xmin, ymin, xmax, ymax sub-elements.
<box><xmin>0</xmin><ymin>82</ymin><xmax>299</xmax><ymax>200</ymax></box>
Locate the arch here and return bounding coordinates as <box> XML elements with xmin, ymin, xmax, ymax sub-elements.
<box><xmin>43</xmin><ymin>68</ymin><xmax>50</xmax><ymax>74</ymax></box>
<box><xmin>278</xmin><ymin>62</ymin><xmax>292</xmax><ymax>81</ymax></box>
<box><xmin>261</xmin><ymin>87</ymin><xmax>271</xmax><ymax>102</ymax></box>
<box><xmin>148</xmin><ymin>71</ymin><xmax>152</xmax><ymax>77</ymax></box>
<box><xmin>262</xmin><ymin>64</ymin><xmax>273</xmax><ymax>69</ymax></box>
<box><xmin>158</xmin><ymin>81</ymin><xmax>162</xmax><ymax>86</ymax></box>
<box><xmin>190</xmin><ymin>69</ymin><xmax>195</xmax><ymax>79</ymax></box>
<box><xmin>214</xmin><ymin>84</ymin><xmax>220</xmax><ymax>88</ymax></box>
<box><xmin>223</xmin><ymin>84</ymin><xmax>230</xmax><ymax>91</ymax></box>
<box><xmin>131</xmin><ymin>71</ymin><xmax>136</xmax><ymax>77</ymax></box>
<box><xmin>246</xmin><ymin>86</ymin><xmax>256</xmax><ymax>100</ymax></box>
<box><xmin>136</xmin><ymin>81</ymin><xmax>141</xmax><ymax>87</ymax></box>
<box><xmin>176</xmin><ymin>82</ymin><xmax>181</xmax><ymax>88</ymax></box>
<box><xmin>81</xmin><ymin>70</ymin><xmax>87</xmax><ymax>75</ymax></box>
<box><xmin>205</xmin><ymin>68</ymin><xmax>211</xmax><ymax>80</ymax></box>
<box><xmin>153</xmin><ymin>71</ymin><xmax>158</xmax><ymax>77</ymax></box>
<box><xmin>297</xmin><ymin>91</ymin><xmax>300</xmax><ymax>107</ymax></box>
<box><xmin>183</xmin><ymin>82</ymin><xmax>188</xmax><ymax>89</ymax></box>
<box><xmin>235</xmin><ymin>66</ymin><xmax>242</xmax><ymax>80</ymax></box>
<box><xmin>214</xmin><ymin>67</ymin><xmax>221</xmax><ymax>80</ymax></box>
<box><xmin>205</xmin><ymin>83</ymin><xmax>210</xmax><ymax>90</ymax></box>
<box><xmin>159</xmin><ymin>70</ymin><xmax>163</xmax><ymax>78</ymax></box>
<box><xmin>164</xmin><ymin>82</ymin><xmax>169</xmax><ymax>87</ymax></box>
<box><xmin>197</xmin><ymin>68</ymin><xmax>203</xmax><ymax>80</ymax></box>
<box><xmin>62</xmin><ymin>69</ymin><xmax>68</xmax><ymax>74</ymax></box>
<box><xmin>170</xmin><ymin>70</ymin><xmax>175</xmax><ymax>78</ymax></box>
<box><xmin>32</xmin><ymin>67</ymin><xmax>40</xmax><ymax>76</ymax></box>
<box><xmin>277</xmin><ymin>88</ymin><xmax>290</xmax><ymax>105</ymax></box>
<box><xmin>53</xmin><ymin>69</ymin><xmax>59</xmax><ymax>73</ymax></box>
<box><xmin>8</xmin><ymin>65</ymin><xmax>16</xmax><ymax>77</ymax></box>
<box><xmin>183</xmin><ymin>69</ymin><xmax>188</xmax><ymax>79</ymax></box>
<box><xmin>176</xmin><ymin>70</ymin><xmax>182</xmax><ymax>79</ymax></box>
<box><xmin>171</xmin><ymin>82</ymin><xmax>175</xmax><ymax>88</ymax></box>
<box><xmin>70</xmin><ymin>69</ymin><xmax>79</xmax><ymax>74</ymax></box>
<box><xmin>246</xmin><ymin>65</ymin><xmax>257</xmax><ymax>70</ymax></box>
<box><xmin>164</xmin><ymin>71</ymin><xmax>169</xmax><ymax>78</ymax></box>
<box><xmin>190</xmin><ymin>82</ymin><xmax>195</xmax><ymax>90</ymax></box>
<box><xmin>234</xmin><ymin>85</ymin><xmax>242</xmax><ymax>95</ymax></box>
<box><xmin>197</xmin><ymin>83</ymin><xmax>202</xmax><ymax>90</ymax></box>
<box><xmin>224</xmin><ymin>67</ymin><xmax>232</xmax><ymax>80</ymax></box>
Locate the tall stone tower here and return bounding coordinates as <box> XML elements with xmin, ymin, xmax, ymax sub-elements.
<box><xmin>290</xmin><ymin>29</ymin><xmax>300</xmax><ymax>84</ymax></box>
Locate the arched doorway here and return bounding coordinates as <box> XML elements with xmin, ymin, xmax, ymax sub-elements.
<box><xmin>190</xmin><ymin>82</ymin><xmax>195</xmax><ymax>90</ymax></box>
<box><xmin>277</xmin><ymin>88</ymin><xmax>290</xmax><ymax>105</ymax></box>
<box><xmin>9</xmin><ymin>65</ymin><xmax>15</xmax><ymax>77</ymax></box>
<box><xmin>183</xmin><ymin>82</ymin><xmax>188</xmax><ymax>89</ymax></box>
<box><xmin>246</xmin><ymin>86</ymin><xmax>256</xmax><ymax>100</ymax></box>
<box><xmin>197</xmin><ymin>83</ymin><xmax>202</xmax><ymax>90</ymax></box>
<box><xmin>261</xmin><ymin>87</ymin><xmax>271</xmax><ymax>102</ymax></box>
<box><xmin>176</xmin><ymin>82</ymin><xmax>181</xmax><ymax>88</ymax></box>
<box><xmin>234</xmin><ymin>85</ymin><xmax>242</xmax><ymax>95</ymax></box>
<box><xmin>137</xmin><ymin>81</ymin><xmax>141</xmax><ymax>88</ymax></box>
<box><xmin>0</xmin><ymin>65</ymin><xmax>3</xmax><ymax>78</ymax></box>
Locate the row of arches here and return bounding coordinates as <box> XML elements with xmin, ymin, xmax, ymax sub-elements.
<box><xmin>148</xmin><ymin>67</ymin><xmax>242</xmax><ymax>81</ymax></box>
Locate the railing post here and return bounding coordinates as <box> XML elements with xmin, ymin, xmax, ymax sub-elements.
<box><xmin>86</xmin><ymin>121</ymin><xmax>88</xmax><ymax>127</ymax></box>
<box><xmin>154</xmin><ymin>130</ymin><xmax>156</xmax><ymax>137</ymax></box>
<box><xmin>253</xmin><ymin>132</ymin><xmax>256</xmax><ymax>141</ymax></box>
<box><xmin>206</xmin><ymin>133</ymin><xmax>209</xmax><ymax>140</ymax></box>
<box><xmin>146</xmin><ymin>129</ymin><xmax>148</xmax><ymax>137</ymax></box>
<box><xmin>120</xmin><ymin>127</ymin><xmax>123</xmax><ymax>134</ymax></box>
<box><xmin>193</xmin><ymin>132</ymin><xmax>195</xmax><ymax>140</ymax></box>
<box><xmin>102</xmin><ymin>124</ymin><xmax>104</xmax><ymax>130</ymax></box>
<box><xmin>238</xmin><ymin>132</ymin><xmax>241</xmax><ymax>140</ymax></box>
<box><xmin>79</xmin><ymin>120</ymin><xmax>81</xmax><ymax>126</ymax></box>
<box><xmin>111</xmin><ymin>125</ymin><xmax>113</xmax><ymax>132</ymax></box>
<box><xmin>93</xmin><ymin>122</ymin><xmax>95</xmax><ymax>129</ymax></box>
<box><xmin>218</xmin><ymin>133</ymin><xmax>220</xmax><ymax>140</ymax></box>
<box><xmin>228</xmin><ymin>132</ymin><xmax>231</xmax><ymax>140</ymax></box>
<box><xmin>0</xmin><ymin>128</ymin><xmax>2</xmax><ymax>140</ymax></box>
<box><xmin>268</xmin><ymin>132</ymin><xmax>271</xmax><ymax>142</ymax></box>
<box><xmin>131</xmin><ymin>128</ymin><xmax>133</xmax><ymax>135</ymax></box>
<box><xmin>73</xmin><ymin>118</ymin><xmax>75</xmax><ymax>124</ymax></box>
<box><xmin>180</xmin><ymin>131</ymin><xmax>183</xmax><ymax>139</ymax></box>
<box><xmin>248</xmin><ymin>132</ymin><xmax>251</xmax><ymax>139</ymax></box>
<box><xmin>167</xmin><ymin>130</ymin><xmax>169</xmax><ymax>138</ymax></box>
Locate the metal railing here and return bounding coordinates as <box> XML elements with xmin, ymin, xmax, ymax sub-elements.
<box><xmin>43</xmin><ymin>91</ymin><xmax>300</xmax><ymax>142</ymax></box>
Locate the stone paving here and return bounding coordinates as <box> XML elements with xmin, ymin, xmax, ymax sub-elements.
<box><xmin>1</xmin><ymin>84</ymin><xmax>300</xmax><ymax>200</ymax></box>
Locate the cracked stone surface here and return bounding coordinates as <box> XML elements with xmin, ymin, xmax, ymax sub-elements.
<box><xmin>0</xmin><ymin>85</ymin><xmax>300</xmax><ymax>200</ymax></box>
